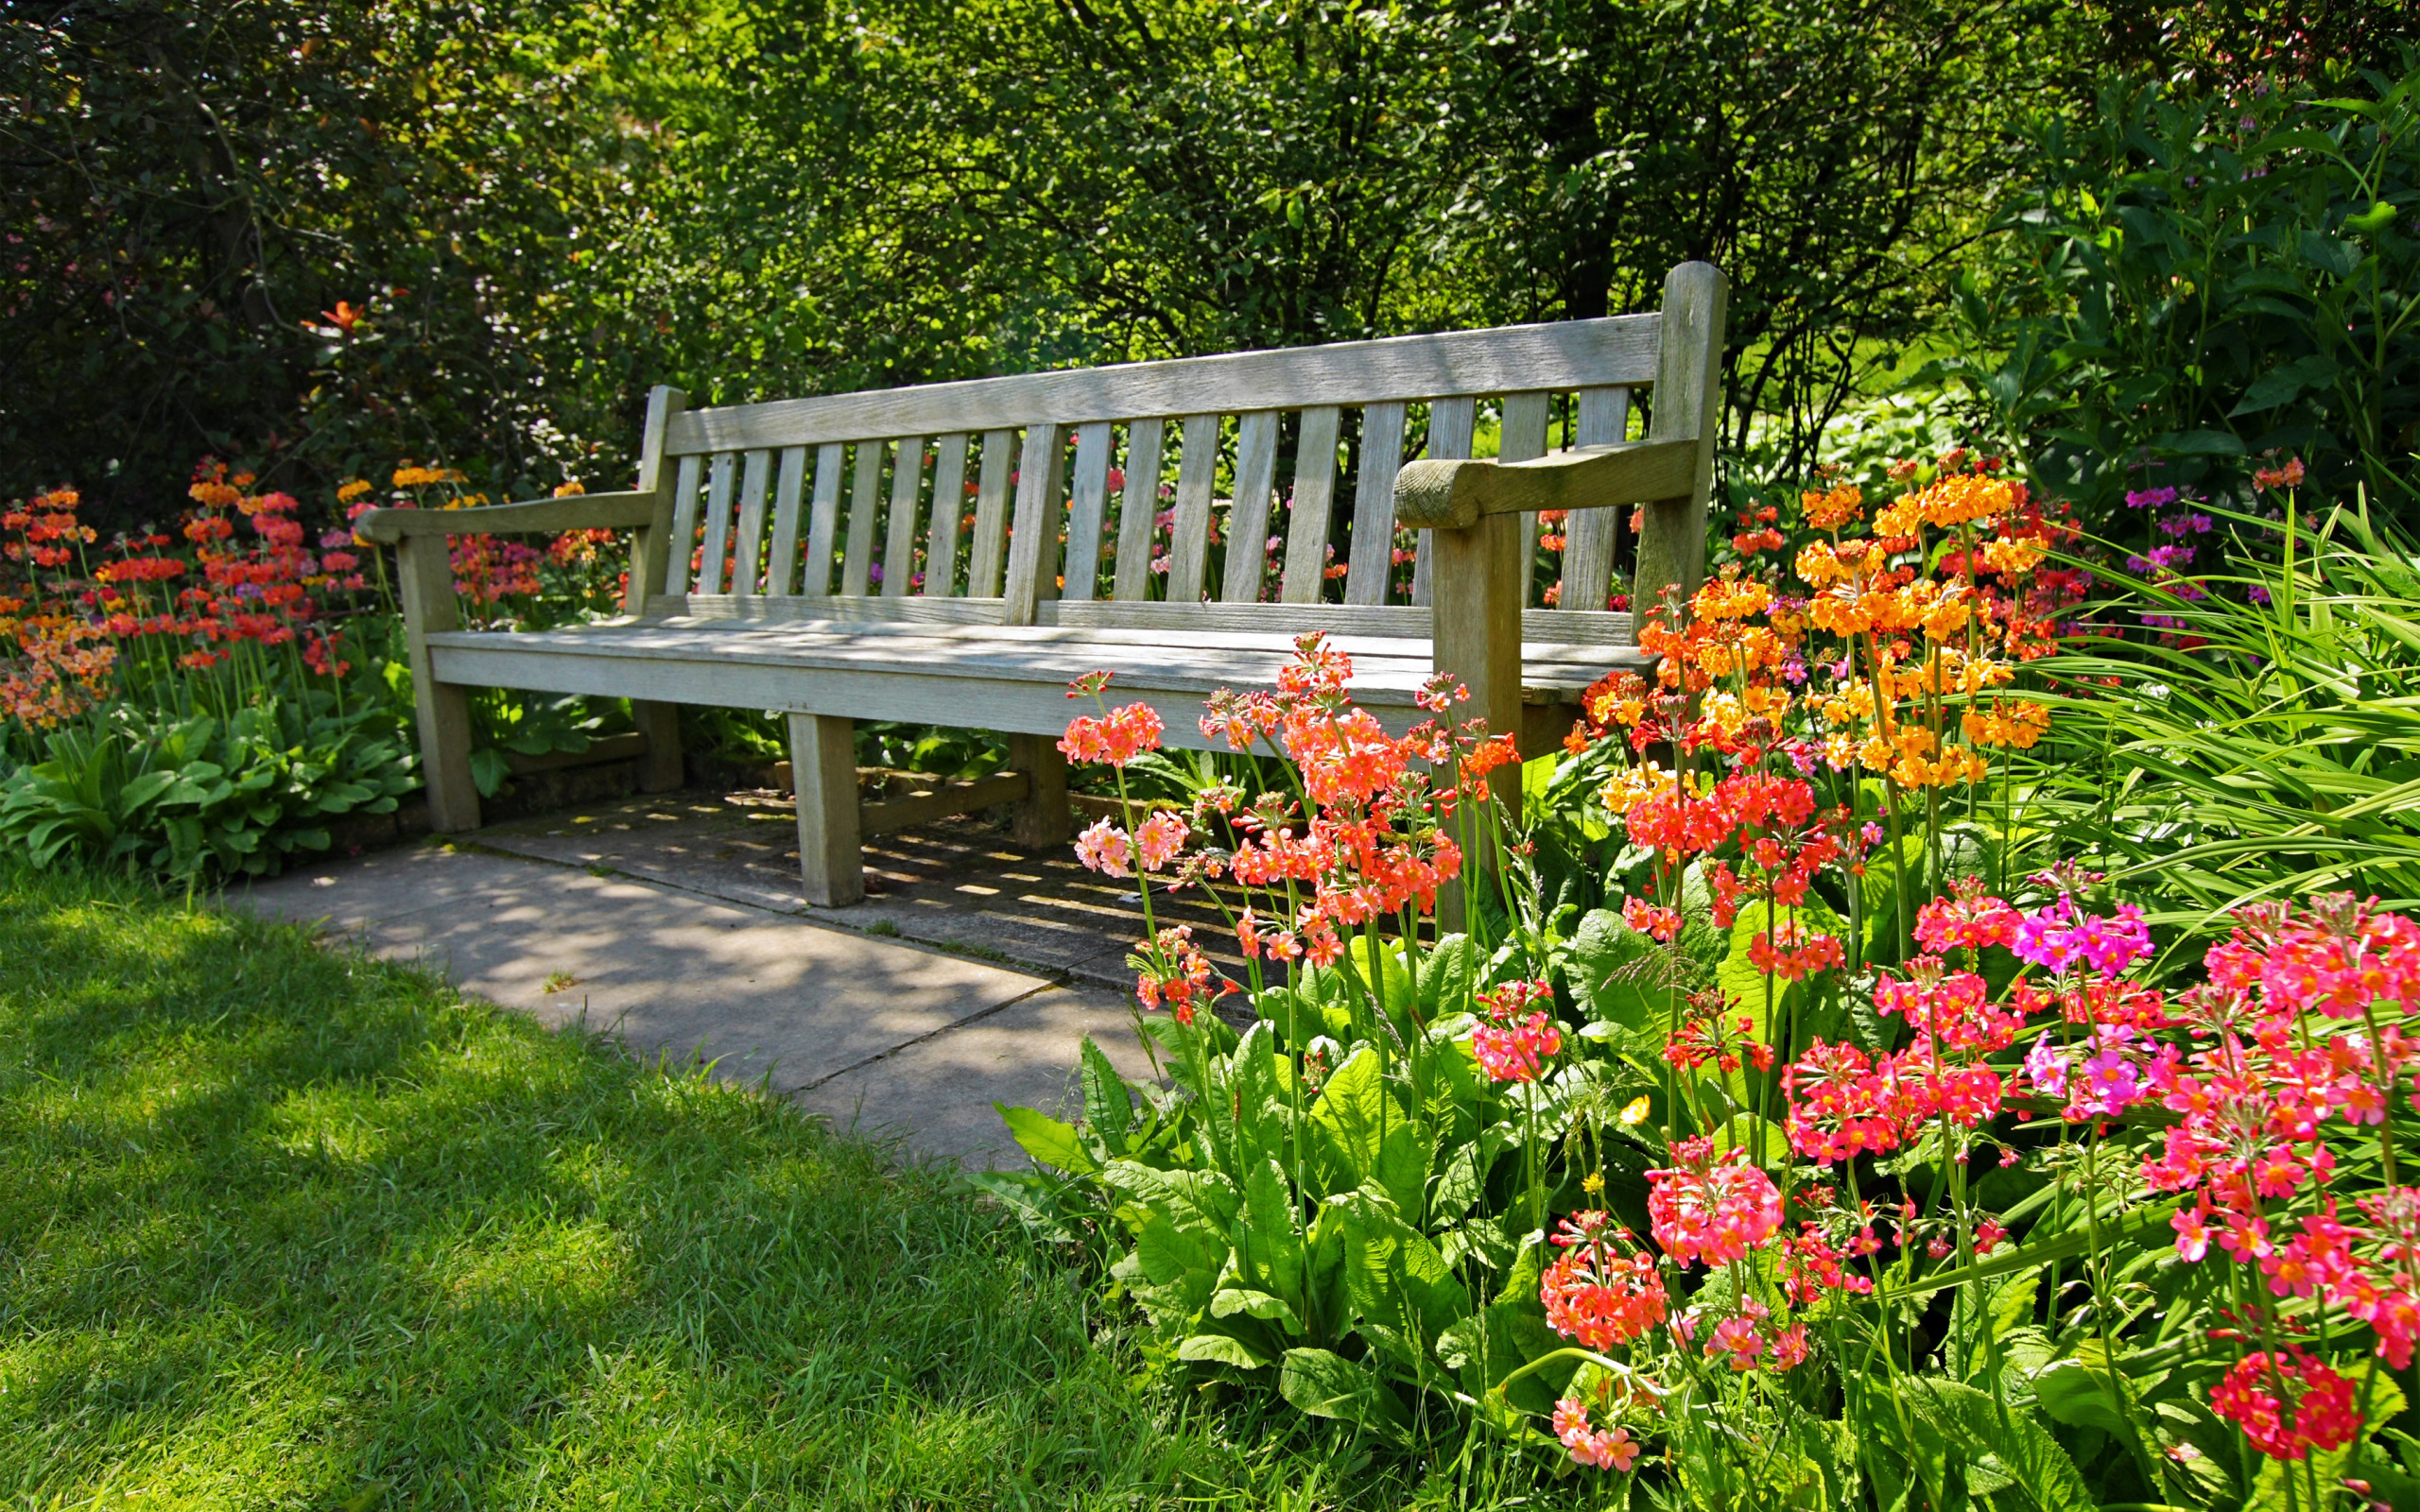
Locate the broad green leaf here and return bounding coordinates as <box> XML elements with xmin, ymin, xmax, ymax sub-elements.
<box><xmin>994</xmin><ymin>1103</ymin><xmax>1098</xmax><ymax>1175</ymax></box>
<box><xmin>1904</xmin><ymin>1378</ymin><xmax>2094</xmax><ymax>1512</ymax></box>
<box><xmin>1177</xmin><ymin>1331</ymin><xmax>1270</xmax><ymax>1369</ymax></box>
<box><xmin>1209</xmin><ymin>1287</ymin><xmax>1303</xmax><ymax>1332</ymax></box>
<box><xmin>1565</xmin><ymin>907</ymin><xmax>1673</xmax><ymax>1040</ymax></box>
<box><xmin>1413</xmin><ymin>933</ymin><xmax>1477</xmax><ymax>1022</ymax></box>
<box><xmin>1077</xmin><ymin>1036</ymin><xmax>1132</xmax><ymax>1154</ymax></box>
<box><xmin>1328</xmin><ymin>1187</ymin><xmax>1468</xmax><ymax>1346</ymax></box>
<box><xmin>1233</xmin><ymin>1157</ymin><xmax>1308</xmax><ymax>1321</ymax></box>
<box><xmin>1307</xmin><ymin>1044</ymin><xmax>1431</xmax><ymax>1214</ymax></box>
<box><xmin>1278</xmin><ymin>1348</ymin><xmax>1407</xmax><ymax>1439</ymax></box>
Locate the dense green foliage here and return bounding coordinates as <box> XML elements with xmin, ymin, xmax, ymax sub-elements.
<box><xmin>25</xmin><ymin>0</ymin><xmax>2411</xmax><ymax>528</ymax></box>
<box><xmin>1935</xmin><ymin>68</ymin><xmax>2420</xmax><ymax>522</ymax></box>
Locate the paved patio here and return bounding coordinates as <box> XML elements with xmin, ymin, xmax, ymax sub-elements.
<box><xmin>233</xmin><ymin>791</ymin><xmax>1188</xmax><ymax>1168</ymax></box>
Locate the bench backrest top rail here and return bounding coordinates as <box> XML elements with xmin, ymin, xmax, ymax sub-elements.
<box><xmin>634</xmin><ymin>264</ymin><xmax>1721</xmax><ymax>631</ymax></box>
<box><xmin>663</xmin><ymin>312</ymin><xmax>1660</xmax><ymax>455</ymax></box>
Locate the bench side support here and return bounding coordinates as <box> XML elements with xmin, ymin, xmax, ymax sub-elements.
<box><xmin>1430</xmin><ymin>510</ymin><xmax>1524</xmax><ymax>789</ymax></box>
<box><xmin>1630</xmin><ymin>263</ymin><xmax>1728</xmax><ymax>641</ymax></box>
<box><xmin>1428</xmin><ymin>508</ymin><xmax>1523</xmax><ymax>933</ymax></box>
<box><xmin>396</xmin><ymin>533</ymin><xmax>481</xmax><ymax>833</ymax></box>
<box><xmin>1006</xmin><ymin>732</ymin><xmax>1072</xmax><ymax>849</ymax></box>
<box><xmin>627</xmin><ymin>385</ymin><xmax>688</xmax><ymax>791</ymax></box>
<box><xmin>788</xmin><ymin>713</ymin><xmax>865</xmax><ymax>906</ymax></box>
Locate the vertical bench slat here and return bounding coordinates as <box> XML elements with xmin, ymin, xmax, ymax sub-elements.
<box><xmin>1003</xmin><ymin>422</ymin><xmax>1069</xmax><ymax>627</ymax></box>
<box><xmin>1062</xmin><ymin>421</ymin><xmax>1115</xmax><ymax>602</ymax></box>
<box><xmin>730</xmin><ymin>449</ymin><xmax>772</xmax><ymax>596</ymax></box>
<box><xmin>699</xmin><ymin>453</ymin><xmax>738</xmax><ymax>595</ymax></box>
<box><xmin>1499</xmin><ymin>390</ymin><xmax>1553</xmax><ymax>606</ymax></box>
<box><xmin>1164</xmin><ymin>412</ymin><xmax>1220</xmax><ymax>604</ymax></box>
<box><xmin>1409</xmin><ymin>397</ymin><xmax>1477</xmax><ymax>608</ymax></box>
<box><xmin>1342</xmin><ymin>401</ymin><xmax>1407</xmax><ymax>607</ymax></box>
<box><xmin>1220</xmin><ymin>410</ymin><xmax>1280</xmax><ymax>604</ymax></box>
<box><xmin>803</xmin><ymin>441</ymin><xmax>845</xmax><ymax>596</ymax></box>
<box><xmin>966</xmin><ymin>428</ymin><xmax>1015</xmax><ymax>598</ymax></box>
<box><xmin>664</xmin><ymin>452</ymin><xmax>705</xmax><ymax>595</ymax></box>
<box><xmin>1278</xmin><ymin>404</ymin><xmax>1341</xmax><ymax>604</ymax></box>
<box><xmin>1633</xmin><ymin>262</ymin><xmax>1727</xmax><ymax>625</ymax></box>
<box><xmin>880</xmin><ymin>437</ymin><xmax>925</xmax><ymax>597</ymax></box>
<box><xmin>1111</xmin><ymin>418</ymin><xmax>1166</xmax><ymax>601</ymax></box>
<box><xmin>1558</xmin><ymin>386</ymin><xmax>1630</xmax><ymax>612</ymax></box>
<box><xmin>923</xmin><ymin>432</ymin><xmax>970</xmax><ymax>597</ymax></box>
<box><xmin>765</xmin><ymin>445</ymin><xmax>808</xmax><ymax>596</ymax></box>
<box><xmin>840</xmin><ymin>439</ymin><xmax>886</xmax><ymax>595</ymax></box>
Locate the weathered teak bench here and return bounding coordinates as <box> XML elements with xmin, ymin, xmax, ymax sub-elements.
<box><xmin>361</xmin><ymin>263</ymin><xmax>1726</xmax><ymax>905</ymax></box>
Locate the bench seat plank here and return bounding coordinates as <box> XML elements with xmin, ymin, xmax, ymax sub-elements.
<box><xmin>424</xmin><ymin>616</ymin><xmax>1640</xmax><ymax>752</ymax></box>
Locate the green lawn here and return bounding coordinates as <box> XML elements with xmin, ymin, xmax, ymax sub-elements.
<box><xmin>0</xmin><ymin>860</ymin><xmax>1484</xmax><ymax>1510</ymax></box>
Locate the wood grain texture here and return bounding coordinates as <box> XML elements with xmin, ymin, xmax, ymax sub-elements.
<box><xmin>664</xmin><ymin>452</ymin><xmax>705</xmax><ymax>596</ymax></box>
<box><xmin>698</xmin><ymin>453</ymin><xmax>737</xmax><ymax>595</ymax></box>
<box><xmin>666</xmin><ymin>592</ymin><xmax>1633</xmax><ymax>645</ymax></box>
<box><xmin>1498</xmin><ymin>389</ymin><xmax>1553</xmax><ymax>607</ymax></box>
<box><xmin>1221</xmin><ymin>410</ymin><xmax>1280</xmax><ymax>604</ymax></box>
<box><xmin>665</xmin><ymin>314</ymin><xmax>1663</xmax><ymax>455</ymax></box>
<box><xmin>1002</xmin><ymin>422</ymin><xmax>1069</xmax><ymax>626</ymax></box>
<box><xmin>1632</xmin><ymin>261</ymin><xmax>1728</xmax><ymax>642</ymax></box>
<box><xmin>1006</xmin><ymin>732</ymin><xmax>1072</xmax><ymax>847</ymax></box>
<box><xmin>356</xmin><ymin>491</ymin><xmax>658</xmax><ymax>544</ymax></box>
<box><xmin>1278</xmin><ymin>404</ymin><xmax>1340</xmax><ymax>604</ymax></box>
<box><xmin>802</xmin><ymin>441</ymin><xmax>845</xmax><ymax>597</ymax></box>
<box><xmin>765</xmin><ymin>444</ymin><xmax>808</xmax><ymax>596</ymax></box>
<box><xmin>631</xmin><ymin>698</ymin><xmax>683</xmax><ymax>791</ymax></box>
<box><xmin>730</xmin><ymin>449</ymin><xmax>772</xmax><ymax>596</ymax></box>
<box><xmin>1164</xmin><ymin>413</ymin><xmax>1221</xmax><ymax>605</ymax></box>
<box><xmin>1111</xmin><ymin>417</ymin><xmax>1166</xmax><ymax>602</ymax></box>
<box><xmin>1430</xmin><ymin>510</ymin><xmax>1525</xmax><ymax>809</ymax></box>
<box><xmin>1558</xmin><ymin>386</ymin><xmax>1632</xmax><ymax>613</ymax></box>
<box><xmin>628</xmin><ymin>385</ymin><xmax>686</xmax><ymax>617</ymax></box>
<box><xmin>1410</xmin><ymin>395</ymin><xmax>1477</xmax><ymax>608</ymax></box>
<box><xmin>396</xmin><ymin>534</ymin><xmax>479</xmax><ymax>833</ymax></box>
<box><xmin>787</xmin><ymin>712</ymin><xmax>864</xmax><ymax>906</ymax></box>
<box><xmin>880</xmin><ymin>436</ymin><xmax>925</xmax><ymax>597</ymax></box>
<box><xmin>839</xmin><ymin>439</ymin><xmax>885</xmax><ymax>596</ymax></box>
<box><xmin>1062</xmin><ymin>421</ymin><xmax>1114</xmax><ymax>602</ymax></box>
<box><xmin>677</xmin><ymin>592</ymin><xmax>1002</xmax><ymax>626</ymax></box>
<box><xmin>1344</xmin><ymin>401</ymin><xmax>1408</xmax><ymax>607</ymax></box>
<box><xmin>966</xmin><ymin>428</ymin><xmax>1015</xmax><ymax>599</ymax></box>
<box><xmin>1393</xmin><ymin>438</ymin><xmax>1698</xmax><ymax>529</ymax></box>
<box><xmin>923</xmin><ymin>431</ymin><xmax>969</xmax><ymax>598</ymax></box>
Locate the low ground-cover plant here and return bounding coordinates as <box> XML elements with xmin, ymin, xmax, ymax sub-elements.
<box><xmin>994</xmin><ymin>463</ymin><xmax>2420</xmax><ymax>1507</ymax></box>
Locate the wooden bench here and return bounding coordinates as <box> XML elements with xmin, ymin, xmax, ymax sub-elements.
<box><xmin>360</xmin><ymin>262</ymin><xmax>1726</xmax><ymax>906</ymax></box>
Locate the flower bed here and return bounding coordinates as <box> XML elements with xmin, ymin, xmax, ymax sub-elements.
<box><xmin>990</xmin><ymin>457</ymin><xmax>2420</xmax><ymax>1508</ymax></box>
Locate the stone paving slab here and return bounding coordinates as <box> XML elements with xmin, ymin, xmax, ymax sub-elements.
<box><xmin>234</xmin><ymin>842</ymin><xmax>1155</xmax><ymax>1165</ymax></box>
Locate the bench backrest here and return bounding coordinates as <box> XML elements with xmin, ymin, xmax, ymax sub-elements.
<box><xmin>632</xmin><ymin>263</ymin><xmax>1722</xmax><ymax>644</ymax></box>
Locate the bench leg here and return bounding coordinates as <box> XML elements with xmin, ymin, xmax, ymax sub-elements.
<box><xmin>1006</xmin><ymin>732</ymin><xmax>1071</xmax><ymax>850</ymax></box>
<box><xmin>631</xmin><ymin>700</ymin><xmax>683</xmax><ymax>792</ymax></box>
<box><xmin>395</xmin><ymin>535</ymin><xmax>481</xmax><ymax>833</ymax></box>
<box><xmin>788</xmin><ymin>713</ymin><xmax>864</xmax><ymax>906</ymax></box>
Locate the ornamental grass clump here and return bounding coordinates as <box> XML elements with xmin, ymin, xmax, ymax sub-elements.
<box><xmin>992</xmin><ymin>459</ymin><xmax>2420</xmax><ymax>1509</ymax></box>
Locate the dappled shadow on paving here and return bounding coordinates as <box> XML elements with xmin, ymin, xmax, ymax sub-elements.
<box><xmin>476</xmin><ymin>789</ymin><xmax>1247</xmax><ymax>994</ymax></box>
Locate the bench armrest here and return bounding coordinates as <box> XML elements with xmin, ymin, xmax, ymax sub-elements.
<box><xmin>354</xmin><ymin>490</ymin><xmax>658</xmax><ymax>543</ymax></box>
<box><xmin>1392</xmin><ymin>438</ymin><xmax>1700</xmax><ymax>531</ymax></box>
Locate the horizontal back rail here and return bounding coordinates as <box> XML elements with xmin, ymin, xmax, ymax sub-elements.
<box><xmin>665</xmin><ymin>314</ymin><xmax>1660</xmax><ymax>455</ymax></box>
